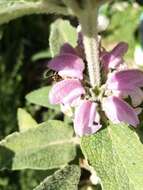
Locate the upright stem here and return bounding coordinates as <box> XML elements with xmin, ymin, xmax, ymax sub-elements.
<box><xmin>79</xmin><ymin>7</ymin><xmax>100</xmax><ymax>88</ymax></box>
<box><xmin>63</xmin><ymin>0</ymin><xmax>102</xmax><ymax>88</ymax></box>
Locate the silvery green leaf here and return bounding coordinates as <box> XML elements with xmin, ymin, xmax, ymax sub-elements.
<box><xmin>17</xmin><ymin>108</ymin><xmax>37</xmax><ymax>132</ymax></box>
<box><xmin>49</xmin><ymin>19</ymin><xmax>77</xmax><ymax>57</ymax></box>
<box><xmin>81</xmin><ymin>123</ymin><xmax>143</xmax><ymax>190</ymax></box>
<box><xmin>0</xmin><ymin>0</ymin><xmax>68</xmax><ymax>25</ymax></box>
<box><xmin>0</xmin><ymin>120</ymin><xmax>77</xmax><ymax>170</ymax></box>
<box><xmin>34</xmin><ymin>165</ymin><xmax>80</xmax><ymax>190</ymax></box>
<box><xmin>26</xmin><ymin>86</ymin><xmax>60</xmax><ymax>111</ymax></box>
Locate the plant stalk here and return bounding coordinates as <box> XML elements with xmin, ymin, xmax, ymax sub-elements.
<box><xmin>79</xmin><ymin>7</ymin><xmax>100</xmax><ymax>88</ymax></box>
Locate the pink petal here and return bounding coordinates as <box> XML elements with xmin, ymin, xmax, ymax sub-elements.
<box><xmin>101</xmin><ymin>53</ymin><xmax>123</xmax><ymax>71</ymax></box>
<box><xmin>60</xmin><ymin>43</ymin><xmax>77</xmax><ymax>55</ymax></box>
<box><xmin>112</xmin><ymin>90</ymin><xmax>128</xmax><ymax>99</ymax></box>
<box><xmin>48</xmin><ymin>53</ymin><xmax>84</xmax><ymax>79</ymax></box>
<box><xmin>58</xmin><ymin>69</ymin><xmax>83</xmax><ymax>80</ymax></box>
<box><xmin>107</xmin><ymin>69</ymin><xmax>143</xmax><ymax>91</ymax></box>
<box><xmin>74</xmin><ymin>100</ymin><xmax>102</xmax><ymax>137</ymax></box>
<box><xmin>100</xmin><ymin>50</ymin><xmax>109</xmax><ymax>71</ymax></box>
<box><xmin>108</xmin><ymin>57</ymin><xmax>123</xmax><ymax>69</ymax></box>
<box><xmin>63</xmin><ymin>87</ymin><xmax>84</xmax><ymax>105</ymax></box>
<box><xmin>102</xmin><ymin>96</ymin><xmax>139</xmax><ymax>127</ymax></box>
<box><xmin>49</xmin><ymin>79</ymin><xmax>85</xmax><ymax>105</ymax></box>
<box><xmin>101</xmin><ymin>42</ymin><xmax>128</xmax><ymax>70</ymax></box>
<box><xmin>113</xmin><ymin>88</ymin><xmax>143</xmax><ymax>107</ymax></box>
<box><xmin>129</xmin><ymin>88</ymin><xmax>143</xmax><ymax>107</ymax></box>
<box><xmin>111</xmin><ymin>42</ymin><xmax>128</xmax><ymax>58</ymax></box>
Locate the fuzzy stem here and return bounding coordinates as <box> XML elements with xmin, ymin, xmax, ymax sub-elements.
<box><xmin>79</xmin><ymin>7</ymin><xmax>100</xmax><ymax>88</ymax></box>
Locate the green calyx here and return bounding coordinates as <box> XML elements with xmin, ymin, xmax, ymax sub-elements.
<box><xmin>90</xmin><ymin>84</ymin><xmax>106</xmax><ymax>102</ymax></box>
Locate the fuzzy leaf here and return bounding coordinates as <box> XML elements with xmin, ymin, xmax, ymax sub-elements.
<box><xmin>25</xmin><ymin>86</ymin><xmax>60</xmax><ymax>111</ymax></box>
<box><xmin>0</xmin><ymin>0</ymin><xmax>68</xmax><ymax>25</ymax></box>
<box><xmin>34</xmin><ymin>165</ymin><xmax>81</xmax><ymax>190</ymax></box>
<box><xmin>31</xmin><ymin>49</ymin><xmax>51</xmax><ymax>62</ymax></box>
<box><xmin>0</xmin><ymin>120</ymin><xmax>77</xmax><ymax>170</ymax></box>
<box><xmin>49</xmin><ymin>19</ymin><xmax>77</xmax><ymax>57</ymax></box>
<box><xmin>17</xmin><ymin>108</ymin><xmax>37</xmax><ymax>132</ymax></box>
<box><xmin>81</xmin><ymin>124</ymin><xmax>143</xmax><ymax>190</ymax></box>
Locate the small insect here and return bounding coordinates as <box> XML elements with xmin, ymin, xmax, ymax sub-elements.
<box><xmin>43</xmin><ymin>69</ymin><xmax>62</xmax><ymax>82</ymax></box>
<box><xmin>52</xmin><ymin>72</ymin><xmax>62</xmax><ymax>82</ymax></box>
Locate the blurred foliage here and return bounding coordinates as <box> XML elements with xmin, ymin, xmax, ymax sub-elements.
<box><xmin>0</xmin><ymin>14</ymin><xmax>53</xmax><ymax>138</ymax></box>
<box><xmin>0</xmin><ymin>14</ymin><xmax>56</xmax><ymax>190</ymax></box>
<box><xmin>103</xmin><ymin>2</ymin><xmax>143</xmax><ymax>63</ymax></box>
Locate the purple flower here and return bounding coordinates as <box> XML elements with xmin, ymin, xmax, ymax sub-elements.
<box><xmin>101</xmin><ymin>42</ymin><xmax>128</xmax><ymax>71</ymax></box>
<box><xmin>107</xmin><ymin>69</ymin><xmax>143</xmax><ymax>91</ymax></box>
<box><xmin>48</xmin><ymin>40</ymin><xmax>143</xmax><ymax>137</ymax></box>
<box><xmin>49</xmin><ymin>79</ymin><xmax>85</xmax><ymax>105</ymax></box>
<box><xmin>74</xmin><ymin>100</ymin><xmax>102</xmax><ymax>137</ymax></box>
<box><xmin>48</xmin><ymin>53</ymin><xmax>84</xmax><ymax>80</ymax></box>
<box><xmin>49</xmin><ymin>42</ymin><xmax>100</xmax><ymax>136</ymax></box>
<box><xmin>102</xmin><ymin>96</ymin><xmax>139</xmax><ymax>127</ymax></box>
<box><xmin>107</xmin><ymin>69</ymin><xmax>143</xmax><ymax>107</ymax></box>
<box><xmin>48</xmin><ymin>42</ymin><xmax>86</xmax><ymax>122</ymax></box>
<box><xmin>60</xmin><ymin>43</ymin><xmax>77</xmax><ymax>55</ymax></box>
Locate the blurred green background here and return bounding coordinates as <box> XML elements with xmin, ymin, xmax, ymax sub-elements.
<box><xmin>0</xmin><ymin>1</ymin><xmax>143</xmax><ymax>189</ymax></box>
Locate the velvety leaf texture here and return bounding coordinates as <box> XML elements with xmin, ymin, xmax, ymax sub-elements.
<box><xmin>81</xmin><ymin>123</ymin><xmax>143</xmax><ymax>190</ymax></box>
<box><xmin>0</xmin><ymin>120</ymin><xmax>76</xmax><ymax>170</ymax></box>
<box><xmin>17</xmin><ymin>108</ymin><xmax>37</xmax><ymax>132</ymax></box>
<box><xmin>0</xmin><ymin>0</ymin><xmax>68</xmax><ymax>25</ymax></box>
<box><xmin>25</xmin><ymin>86</ymin><xmax>60</xmax><ymax>111</ymax></box>
<box><xmin>49</xmin><ymin>19</ymin><xmax>77</xmax><ymax>57</ymax></box>
<box><xmin>34</xmin><ymin>165</ymin><xmax>81</xmax><ymax>190</ymax></box>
